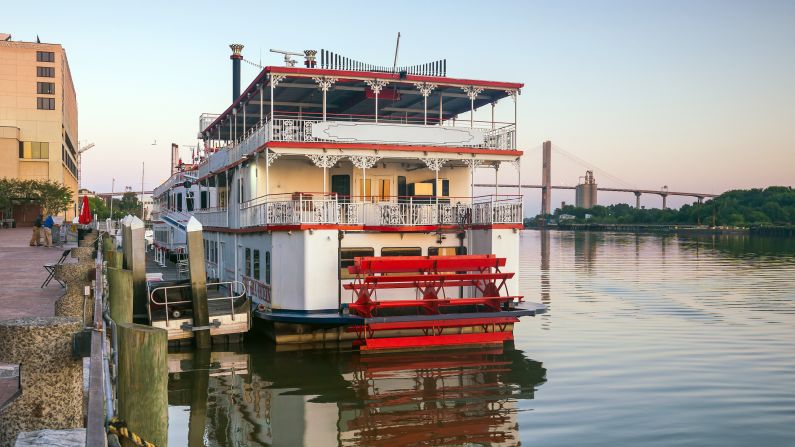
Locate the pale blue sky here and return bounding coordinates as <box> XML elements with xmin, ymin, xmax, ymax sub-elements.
<box><xmin>5</xmin><ymin>0</ymin><xmax>794</xmax><ymax>212</ymax></box>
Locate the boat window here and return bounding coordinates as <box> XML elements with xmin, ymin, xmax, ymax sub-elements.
<box><xmin>245</xmin><ymin>248</ymin><xmax>251</xmax><ymax>277</ymax></box>
<box><xmin>265</xmin><ymin>251</ymin><xmax>271</xmax><ymax>284</ymax></box>
<box><xmin>186</xmin><ymin>191</ymin><xmax>194</xmax><ymax>212</ymax></box>
<box><xmin>238</xmin><ymin>177</ymin><xmax>244</xmax><ymax>203</ymax></box>
<box><xmin>340</xmin><ymin>247</ymin><xmax>374</xmax><ymax>280</ymax></box>
<box><xmin>200</xmin><ymin>191</ymin><xmax>208</xmax><ymax>209</ymax></box>
<box><xmin>253</xmin><ymin>250</ymin><xmax>260</xmax><ymax>281</ymax></box>
<box><xmin>176</xmin><ymin>193</ymin><xmax>183</xmax><ymax>212</ymax></box>
<box><xmin>381</xmin><ymin>247</ymin><xmax>422</xmax><ymax>257</ymax></box>
<box><xmin>428</xmin><ymin>246</ymin><xmax>466</xmax><ymax>256</ymax></box>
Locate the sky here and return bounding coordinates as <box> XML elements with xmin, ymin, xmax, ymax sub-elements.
<box><xmin>5</xmin><ymin>0</ymin><xmax>794</xmax><ymax>213</ymax></box>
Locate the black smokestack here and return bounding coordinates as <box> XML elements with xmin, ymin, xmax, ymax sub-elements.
<box><xmin>230</xmin><ymin>44</ymin><xmax>244</xmax><ymax>102</ymax></box>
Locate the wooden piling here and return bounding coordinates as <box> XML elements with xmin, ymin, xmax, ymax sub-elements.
<box><xmin>106</xmin><ymin>250</ymin><xmax>124</xmax><ymax>269</ymax></box>
<box><xmin>117</xmin><ymin>323</ymin><xmax>168</xmax><ymax>447</ymax></box>
<box><xmin>107</xmin><ymin>267</ymin><xmax>134</xmax><ymax>324</ymax></box>
<box><xmin>129</xmin><ymin>217</ymin><xmax>147</xmax><ymax>321</ymax></box>
<box><xmin>187</xmin><ymin>349</ymin><xmax>210</xmax><ymax>447</ymax></box>
<box><xmin>186</xmin><ymin>217</ymin><xmax>211</xmax><ymax>349</ymax></box>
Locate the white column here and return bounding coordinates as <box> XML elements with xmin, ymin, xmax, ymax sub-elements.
<box><xmin>365</xmin><ymin>79</ymin><xmax>388</xmax><ymax>123</ymax></box>
<box><xmin>462</xmin><ymin>86</ymin><xmax>484</xmax><ymax>129</ymax></box>
<box><xmin>464</xmin><ymin>159</ymin><xmax>481</xmax><ymax>199</ymax></box>
<box><xmin>259</xmin><ymin>84</ymin><xmax>263</xmax><ymax>125</ymax></box>
<box><xmin>421</xmin><ymin>158</ymin><xmax>447</xmax><ymax>206</ymax></box>
<box><xmin>349</xmin><ymin>156</ymin><xmax>380</xmax><ymax>202</ymax></box>
<box><xmin>308</xmin><ymin>154</ymin><xmax>346</xmax><ymax>196</ymax></box>
<box><xmin>414</xmin><ymin>82</ymin><xmax>437</xmax><ymax>125</ymax></box>
<box><xmin>313</xmin><ymin>76</ymin><xmax>338</xmax><ymax>122</ymax></box>
<box><xmin>494</xmin><ymin>163</ymin><xmax>499</xmax><ymax>196</ymax></box>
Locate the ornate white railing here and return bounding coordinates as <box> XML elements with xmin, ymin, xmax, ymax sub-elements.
<box><xmin>472</xmin><ymin>200</ymin><xmax>524</xmax><ymax>225</ymax></box>
<box><xmin>193</xmin><ymin>207</ymin><xmax>228</xmax><ymax>228</ymax></box>
<box><xmin>240</xmin><ymin>195</ymin><xmax>340</xmax><ymax>228</ymax></box>
<box><xmin>339</xmin><ymin>198</ymin><xmax>521</xmax><ymax>226</ymax></box>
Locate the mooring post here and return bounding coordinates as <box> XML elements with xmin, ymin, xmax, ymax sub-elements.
<box><xmin>121</xmin><ymin>215</ymin><xmax>132</xmax><ymax>269</ymax></box>
<box><xmin>107</xmin><ymin>267</ymin><xmax>134</xmax><ymax>324</ymax></box>
<box><xmin>116</xmin><ymin>323</ymin><xmax>168</xmax><ymax>447</ymax></box>
<box><xmin>106</xmin><ymin>250</ymin><xmax>124</xmax><ymax>269</ymax></box>
<box><xmin>186</xmin><ymin>217</ymin><xmax>211</xmax><ymax>348</ymax></box>
<box><xmin>129</xmin><ymin>216</ymin><xmax>147</xmax><ymax>321</ymax></box>
<box><xmin>103</xmin><ymin>233</ymin><xmax>115</xmax><ymax>254</ymax></box>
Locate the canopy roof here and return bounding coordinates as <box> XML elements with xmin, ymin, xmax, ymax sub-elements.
<box><xmin>203</xmin><ymin>66</ymin><xmax>523</xmax><ymax>141</ymax></box>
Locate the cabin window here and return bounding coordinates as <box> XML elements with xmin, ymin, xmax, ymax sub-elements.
<box><xmin>186</xmin><ymin>191</ymin><xmax>194</xmax><ymax>212</ymax></box>
<box><xmin>176</xmin><ymin>193</ymin><xmax>183</xmax><ymax>211</ymax></box>
<box><xmin>253</xmin><ymin>250</ymin><xmax>260</xmax><ymax>281</ymax></box>
<box><xmin>265</xmin><ymin>251</ymin><xmax>271</xmax><ymax>284</ymax></box>
<box><xmin>381</xmin><ymin>247</ymin><xmax>422</xmax><ymax>257</ymax></box>
<box><xmin>200</xmin><ymin>191</ymin><xmax>208</xmax><ymax>209</ymax></box>
<box><xmin>245</xmin><ymin>248</ymin><xmax>251</xmax><ymax>277</ymax></box>
<box><xmin>428</xmin><ymin>246</ymin><xmax>466</xmax><ymax>256</ymax></box>
<box><xmin>340</xmin><ymin>247</ymin><xmax>374</xmax><ymax>279</ymax></box>
<box><xmin>238</xmin><ymin>177</ymin><xmax>244</xmax><ymax>203</ymax></box>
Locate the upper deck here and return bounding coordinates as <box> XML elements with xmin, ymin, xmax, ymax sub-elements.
<box><xmin>196</xmin><ymin>51</ymin><xmax>523</xmax><ymax>176</ymax></box>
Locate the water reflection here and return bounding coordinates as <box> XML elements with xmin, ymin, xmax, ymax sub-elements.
<box><xmin>168</xmin><ymin>345</ymin><xmax>546</xmax><ymax>446</ymax></box>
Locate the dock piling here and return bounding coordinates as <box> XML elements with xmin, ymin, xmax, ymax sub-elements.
<box><xmin>186</xmin><ymin>217</ymin><xmax>211</xmax><ymax>349</ymax></box>
<box><xmin>116</xmin><ymin>323</ymin><xmax>168</xmax><ymax>447</ymax></box>
<box><xmin>107</xmin><ymin>267</ymin><xmax>134</xmax><ymax>325</ymax></box>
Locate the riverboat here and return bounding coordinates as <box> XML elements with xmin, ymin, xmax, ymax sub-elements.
<box><xmin>151</xmin><ymin>45</ymin><xmax>545</xmax><ymax>351</ymax></box>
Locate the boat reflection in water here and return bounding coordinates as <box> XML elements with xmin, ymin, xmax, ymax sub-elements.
<box><xmin>167</xmin><ymin>344</ymin><xmax>546</xmax><ymax>446</ymax></box>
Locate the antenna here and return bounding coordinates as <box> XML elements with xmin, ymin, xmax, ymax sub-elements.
<box><xmin>270</xmin><ymin>48</ymin><xmax>303</xmax><ymax>67</ymax></box>
<box><xmin>392</xmin><ymin>32</ymin><xmax>401</xmax><ymax>70</ymax></box>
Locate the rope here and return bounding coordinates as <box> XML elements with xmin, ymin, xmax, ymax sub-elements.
<box><xmin>108</xmin><ymin>418</ymin><xmax>156</xmax><ymax>447</ymax></box>
<box><xmin>242</xmin><ymin>57</ymin><xmax>263</xmax><ymax>69</ymax></box>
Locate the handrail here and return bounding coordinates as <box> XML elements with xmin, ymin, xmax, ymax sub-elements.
<box><xmin>149</xmin><ymin>281</ymin><xmax>247</xmax><ymax>327</ymax></box>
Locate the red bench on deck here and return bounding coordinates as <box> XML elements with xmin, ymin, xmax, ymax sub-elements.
<box><xmin>344</xmin><ymin>254</ymin><xmax>522</xmax><ymax>318</ymax></box>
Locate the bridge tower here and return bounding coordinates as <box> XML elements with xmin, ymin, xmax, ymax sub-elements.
<box><xmin>541</xmin><ymin>140</ymin><xmax>551</xmax><ymax>215</ymax></box>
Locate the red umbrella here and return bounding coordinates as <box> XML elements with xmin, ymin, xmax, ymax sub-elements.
<box><xmin>78</xmin><ymin>196</ymin><xmax>92</xmax><ymax>224</ymax></box>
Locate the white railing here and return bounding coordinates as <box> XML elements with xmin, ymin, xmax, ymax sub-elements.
<box><xmin>193</xmin><ymin>207</ymin><xmax>228</xmax><ymax>228</ymax></box>
<box><xmin>240</xmin><ymin>194</ymin><xmax>340</xmax><ymax>228</ymax></box>
<box><xmin>343</xmin><ymin>197</ymin><xmax>522</xmax><ymax>226</ymax></box>
<box><xmin>472</xmin><ymin>199</ymin><xmax>524</xmax><ymax>225</ymax></box>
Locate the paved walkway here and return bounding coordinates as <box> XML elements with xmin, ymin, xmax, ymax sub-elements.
<box><xmin>0</xmin><ymin>228</ymin><xmax>76</xmax><ymax>319</ymax></box>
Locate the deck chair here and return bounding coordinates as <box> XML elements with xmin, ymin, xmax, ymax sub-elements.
<box><xmin>41</xmin><ymin>249</ymin><xmax>71</xmax><ymax>288</ymax></box>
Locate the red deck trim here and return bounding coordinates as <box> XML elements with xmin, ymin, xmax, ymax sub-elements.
<box><xmin>265</xmin><ymin>141</ymin><xmax>524</xmax><ymax>157</ymax></box>
<box><xmin>358</xmin><ymin>331</ymin><xmax>513</xmax><ymax>351</ymax></box>
<box><xmin>199</xmin><ymin>224</ymin><xmax>510</xmax><ymax>233</ymax></box>
<box><xmin>346</xmin><ymin>316</ymin><xmax>518</xmax><ymax>332</ymax></box>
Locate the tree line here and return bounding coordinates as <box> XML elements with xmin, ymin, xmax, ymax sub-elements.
<box><xmin>87</xmin><ymin>192</ymin><xmax>142</xmax><ymax>220</ymax></box>
<box><xmin>536</xmin><ymin>186</ymin><xmax>795</xmax><ymax>227</ymax></box>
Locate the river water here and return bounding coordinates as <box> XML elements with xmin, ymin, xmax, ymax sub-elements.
<box><xmin>166</xmin><ymin>231</ymin><xmax>795</xmax><ymax>446</ymax></box>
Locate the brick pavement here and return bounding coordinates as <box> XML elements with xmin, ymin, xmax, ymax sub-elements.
<box><xmin>0</xmin><ymin>228</ymin><xmax>76</xmax><ymax>319</ymax></box>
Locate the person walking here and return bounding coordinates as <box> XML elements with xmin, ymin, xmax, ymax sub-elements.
<box><xmin>43</xmin><ymin>213</ymin><xmax>54</xmax><ymax>247</ymax></box>
<box><xmin>29</xmin><ymin>213</ymin><xmax>42</xmax><ymax>246</ymax></box>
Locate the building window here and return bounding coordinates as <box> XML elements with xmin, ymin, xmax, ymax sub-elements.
<box><xmin>19</xmin><ymin>142</ymin><xmax>49</xmax><ymax>159</ymax></box>
<box><xmin>37</xmin><ymin>82</ymin><xmax>55</xmax><ymax>94</ymax></box>
<box><xmin>265</xmin><ymin>251</ymin><xmax>271</xmax><ymax>284</ymax></box>
<box><xmin>37</xmin><ymin>97</ymin><xmax>55</xmax><ymax>110</ymax></box>
<box><xmin>381</xmin><ymin>247</ymin><xmax>422</xmax><ymax>257</ymax></box>
<box><xmin>428</xmin><ymin>246</ymin><xmax>467</xmax><ymax>256</ymax></box>
<box><xmin>340</xmin><ymin>247</ymin><xmax>374</xmax><ymax>279</ymax></box>
<box><xmin>36</xmin><ymin>51</ymin><xmax>55</xmax><ymax>62</ymax></box>
<box><xmin>37</xmin><ymin>66</ymin><xmax>55</xmax><ymax>77</ymax></box>
<box><xmin>253</xmin><ymin>250</ymin><xmax>260</xmax><ymax>281</ymax></box>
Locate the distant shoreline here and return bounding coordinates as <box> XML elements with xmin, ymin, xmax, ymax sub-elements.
<box><xmin>525</xmin><ymin>223</ymin><xmax>794</xmax><ymax>237</ymax></box>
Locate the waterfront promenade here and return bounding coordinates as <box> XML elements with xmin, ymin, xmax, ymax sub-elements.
<box><xmin>0</xmin><ymin>228</ymin><xmax>75</xmax><ymax>319</ymax></box>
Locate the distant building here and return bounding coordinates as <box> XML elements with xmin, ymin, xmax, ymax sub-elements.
<box><xmin>0</xmin><ymin>34</ymin><xmax>78</xmax><ymax>225</ymax></box>
<box><xmin>559</xmin><ymin>214</ymin><xmax>576</xmax><ymax>221</ymax></box>
<box><xmin>575</xmin><ymin>170</ymin><xmax>597</xmax><ymax>209</ymax></box>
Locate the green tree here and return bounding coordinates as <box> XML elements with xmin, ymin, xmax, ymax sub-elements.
<box><xmin>33</xmin><ymin>180</ymin><xmax>73</xmax><ymax>215</ymax></box>
<box><xmin>117</xmin><ymin>192</ymin><xmax>141</xmax><ymax>218</ymax></box>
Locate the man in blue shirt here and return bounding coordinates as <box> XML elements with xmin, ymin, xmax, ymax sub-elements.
<box><xmin>42</xmin><ymin>213</ymin><xmax>54</xmax><ymax>248</ymax></box>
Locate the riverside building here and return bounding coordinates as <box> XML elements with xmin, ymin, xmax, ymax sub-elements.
<box><xmin>0</xmin><ymin>34</ymin><xmax>79</xmax><ymax>224</ymax></box>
